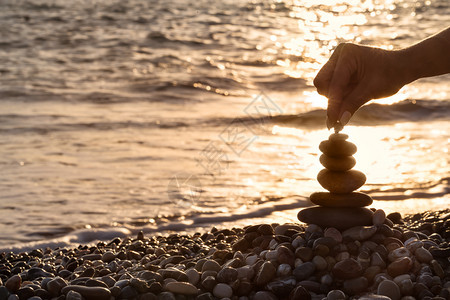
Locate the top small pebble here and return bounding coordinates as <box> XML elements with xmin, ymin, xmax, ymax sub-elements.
<box><xmin>334</xmin><ymin>121</ymin><xmax>344</xmax><ymax>133</ymax></box>
<box><xmin>329</xmin><ymin>133</ymin><xmax>348</xmax><ymax>141</ymax></box>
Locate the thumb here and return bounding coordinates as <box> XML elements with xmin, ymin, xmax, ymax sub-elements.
<box><xmin>337</xmin><ymin>84</ymin><xmax>371</xmax><ymax>125</ymax></box>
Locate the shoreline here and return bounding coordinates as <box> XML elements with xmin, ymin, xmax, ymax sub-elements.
<box><xmin>0</xmin><ymin>208</ymin><xmax>449</xmax><ymax>299</ymax></box>
<box><xmin>2</xmin><ymin>197</ymin><xmax>448</xmax><ymax>253</ymax></box>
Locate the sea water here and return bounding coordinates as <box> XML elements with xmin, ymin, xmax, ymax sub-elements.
<box><xmin>0</xmin><ymin>0</ymin><xmax>448</xmax><ymax>251</ymax></box>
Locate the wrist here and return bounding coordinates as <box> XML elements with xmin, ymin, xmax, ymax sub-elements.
<box><xmin>391</xmin><ymin>48</ymin><xmax>420</xmax><ymax>87</ymax></box>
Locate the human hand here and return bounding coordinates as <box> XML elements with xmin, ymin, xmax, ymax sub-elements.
<box><xmin>314</xmin><ymin>43</ymin><xmax>407</xmax><ymax>129</ymax></box>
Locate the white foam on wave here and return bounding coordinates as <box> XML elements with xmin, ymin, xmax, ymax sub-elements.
<box><xmin>1</xmin><ymin>227</ymin><xmax>132</xmax><ymax>253</ymax></box>
<box><xmin>2</xmin><ymin>196</ymin><xmax>308</xmax><ymax>253</ymax></box>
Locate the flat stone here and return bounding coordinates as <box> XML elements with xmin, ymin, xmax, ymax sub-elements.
<box><xmin>309</xmin><ymin>192</ymin><xmax>372</xmax><ymax>207</ymax></box>
<box><xmin>319</xmin><ymin>140</ymin><xmax>357</xmax><ymax>157</ymax></box>
<box><xmin>342</xmin><ymin>226</ymin><xmax>377</xmax><ymax>241</ymax></box>
<box><xmin>317</xmin><ymin>169</ymin><xmax>366</xmax><ymax>193</ymax></box>
<box><xmin>320</xmin><ymin>154</ymin><xmax>356</xmax><ymax>171</ymax></box>
<box><xmin>165</xmin><ymin>282</ymin><xmax>198</xmax><ymax>295</ymax></box>
<box><xmin>298</xmin><ymin>207</ymin><xmax>373</xmax><ymax>230</ymax></box>
<box><xmin>329</xmin><ymin>133</ymin><xmax>348</xmax><ymax>141</ymax></box>
<box><xmin>61</xmin><ymin>286</ymin><xmax>111</xmax><ymax>300</ymax></box>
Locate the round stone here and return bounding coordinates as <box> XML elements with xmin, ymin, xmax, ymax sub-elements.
<box><xmin>255</xmin><ymin>262</ymin><xmax>276</xmax><ymax>286</ymax></box>
<box><xmin>377</xmin><ymin>280</ymin><xmax>401</xmax><ymax>300</ymax></box>
<box><xmin>320</xmin><ymin>154</ymin><xmax>356</xmax><ymax>171</ymax></box>
<box><xmin>254</xmin><ymin>291</ymin><xmax>277</xmax><ymax>300</ymax></box>
<box><xmin>216</xmin><ymin>267</ymin><xmax>238</xmax><ymax>283</ymax></box>
<box><xmin>319</xmin><ymin>140</ymin><xmax>357</xmax><ymax>157</ymax></box>
<box><xmin>309</xmin><ymin>192</ymin><xmax>372</xmax><ymax>207</ymax></box>
<box><xmin>186</xmin><ymin>268</ymin><xmax>200</xmax><ymax>286</ymax></box>
<box><xmin>165</xmin><ymin>282</ymin><xmax>198</xmax><ymax>295</ymax></box>
<box><xmin>387</xmin><ymin>257</ymin><xmax>412</xmax><ymax>277</ymax></box>
<box><xmin>415</xmin><ymin>247</ymin><xmax>433</xmax><ymax>263</ymax></box>
<box><xmin>202</xmin><ymin>260</ymin><xmax>221</xmax><ymax>273</ymax></box>
<box><xmin>293</xmin><ymin>262</ymin><xmax>316</xmax><ymax>281</ymax></box>
<box><xmin>212</xmin><ymin>283</ymin><xmax>232</xmax><ymax>299</ymax></box>
<box><xmin>47</xmin><ymin>277</ymin><xmax>68</xmax><ymax>297</ymax></box>
<box><xmin>332</xmin><ymin>258</ymin><xmax>363</xmax><ymax>279</ymax></box>
<box><xmin>372</xmin><ymin>209</ymin><xmax>386</xmax><ymax>226</ymax></box>
<box><xmin>298</xmin><ymin>207</ymin><xmax>373</xmax><ymax>230</ymax></box>
<box><xmin>324</xmin><ymin>227</ymin><xmax>342</xmax><ymax>242</ymax></box>
<box><xmin>317</xmin><ymin>169</ymin><xmax>366</xmax><ymax>193</ymax></box>
<box><xmin>343</xmin><ymin>276</ymin><xmax>368</xmax><ymax>295</ymax></box>
<box><xmin>327</xmin><ymin>289</ymin><xmax>346</xmax><ymax>300</ymax></box>
<box><xmin>5</xmin><ymin>275</ymin><xmax>21</xmax><ymax>292</ymax></box>
<box><xmin>329</xmin><ymin>133</ymin><xmax>349</xmax><ymax>141</ymax></box>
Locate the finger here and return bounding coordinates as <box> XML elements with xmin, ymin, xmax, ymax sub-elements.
<box><xmin>326</xmin><ymin>51</ymin><xmax>355</xmax><ymax>127</ymax></box>
<box><xmin>313</xmin><ymin>43</ymin><xmax>346</xmax><ymax>96</ymax></box>
<box><xmin>337</xmin><ymin>84</ymin><xmax>371</xmax><ymax>125</ymax></box>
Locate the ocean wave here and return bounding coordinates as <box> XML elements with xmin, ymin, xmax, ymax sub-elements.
<box><xmin>0</xmin><ymin>196</ymin><xmax>307</xmax><ymax>253</ymax></box>
<box><xmin>270</xmin><ymin>99</ymin><xmax>450</xmax><ymax>128</ymax></box>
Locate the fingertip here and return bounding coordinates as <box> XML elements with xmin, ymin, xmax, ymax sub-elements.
<box><xmin>339</xmin><ymin>111</ymin><xmax>352</xmax><ymax>126</ymax></box>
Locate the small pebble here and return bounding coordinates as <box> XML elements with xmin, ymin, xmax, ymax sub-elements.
<box><xmin>373</xmin><ymin>209</ymin><xmax>386</xmax><ymax>226</ymax></box>
<box><xmin>212</xmin><ymin>283</ymin><xmax>232</xmax><ymax>299</ymax></box>
<box><xmin>377</xmin><ymin>279</ymin><xmax>401</xmax><ymax>300</ymax></box>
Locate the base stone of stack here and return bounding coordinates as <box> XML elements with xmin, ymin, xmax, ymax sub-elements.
<box><xmin>297</xmin><ymin>207</ymin><xmax>374</xmax><ymax>230</ymax></box>
<box><xmin>309</xmin><ymin>192</ymin><xmax>373</xmax><ymax>207</ymax></box>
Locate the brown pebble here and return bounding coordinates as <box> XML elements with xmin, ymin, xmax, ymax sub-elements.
<box><xmin>317</xmin><ymin>169</ymin><xmax>366</xmax><ymax>194</ymax></box>
<box><xmin>298</xmin><ymin>207</ymin><xmax>373</xmax><ymax>230</ymax></box>
<box><xmin>309</xmin><ymin>192</ymin><xmax>372</xmax><ymax>207</ymax></box>
<box><xmin>319</xmin><ymin>140</ymin><xmax>357</xmax><ymax>157</ymax></box>
<box><xmin>5</xmin><ymin>275</ymin><xmax>21</xmax><ymax>292</ymax></box>
<box><xmin>255</xmin><ymin>261</ymin><xmax>276</xmax><ymax>286</ymax></box>
<box><xmin>329</xmin><ymin>133</ymin><xmax>349</xmax><ymax>141</ymax></box>
<box><xmin>319</xmin><ymin>154</ymin><xmax>356</xmax><ymax>171</ymax></box>
<box><xmin>332</xmin><ymin>258</ymin><xmax>363</xmax><ymax>279</ymax></box>
<box><xmin>431</xmin><ymin>260</ymin><xmax>444</xmax><ymax>278</ymax></box>
<box><xmin>387</xmin><ymin>257</ymin><xmax>412</xmax><ymax>277</ymax></box>
<box><xmin>372</xmin><ymin>209</ymin><xmax>386</xmax><ymax>226</ymax></box>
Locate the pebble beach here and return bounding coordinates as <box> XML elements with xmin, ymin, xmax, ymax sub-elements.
<box><xmin>1</xmin><ymin>208</ymin><xmax>448</xmax><ymax>300</ymax></box>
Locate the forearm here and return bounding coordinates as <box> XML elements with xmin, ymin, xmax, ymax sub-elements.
<box><xmin>397</xmin><ymin>26</ymin><xmax>450</xmax><ymax>85</ymax></box>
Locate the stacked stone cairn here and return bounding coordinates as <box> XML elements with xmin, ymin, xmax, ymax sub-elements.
<box><xmin>298</xmin><ymin>131</ymin><xmax>374</xmax><ymax>230</ymax></box>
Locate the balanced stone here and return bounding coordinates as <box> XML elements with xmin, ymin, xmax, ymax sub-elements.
<box><xmin>317</xmin><ymin>169</ymin><xmax>366</xmax><ymax>193</ymax></box>
<box><xmin>329</xmin><ymin>133</ymin><xmax>348</xmax><ymax>141</ymax></box>
<box><xmin>319</xmin><ymin>140</ymin><xmax>357</xmax><ymax>157</ymax></box>
<box><xmin>320</xmin><ymin>154</ymin><xmax>356</xmax><ymax>171</ymax></box>
<box><xmin>309</xmin><ymin>192</ymin><xmax>372</xmax><ymax>207</ymax></box>
<box><xmin>298</xmin><ymin>207</ymin><xmax>373</xmax><ymax>230</ymax></box>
